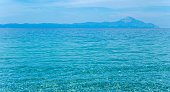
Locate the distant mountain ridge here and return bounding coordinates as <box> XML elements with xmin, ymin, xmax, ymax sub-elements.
<box><xmin>0</xmin><ymin>17</ymin><xmax>158</xmax><ymax>28</ymax></box>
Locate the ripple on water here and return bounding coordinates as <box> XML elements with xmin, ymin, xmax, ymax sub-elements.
<box><xmin>0</xmin><ymin>28</ymin><xmax>170</xmax><ymax>91</ymax></box>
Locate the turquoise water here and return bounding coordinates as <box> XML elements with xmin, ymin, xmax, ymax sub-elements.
<box><xmin>0</xmin><ymin>28</ymin><xmax>170</xmax><ymax>92</ymax></box>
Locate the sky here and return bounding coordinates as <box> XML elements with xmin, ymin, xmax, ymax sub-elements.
<box><xmin>0</xmin><ymin>0</ymin><xmax>170</xmax><ymax>27</ymax></box>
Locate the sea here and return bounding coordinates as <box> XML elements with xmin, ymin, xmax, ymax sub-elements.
<box><xmin>0</xmin><ymin>28</ymin><xmax>170</xmax><ymax>92</ymax></box>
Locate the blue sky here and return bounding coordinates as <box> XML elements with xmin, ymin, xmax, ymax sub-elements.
<box><xmin>0</xmin><ymin>0</ymin><xmax>170</xmax><ymax>27</ymax></box>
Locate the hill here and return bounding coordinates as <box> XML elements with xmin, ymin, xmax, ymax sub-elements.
<box><xmin>0</xmin><ymin>17</ymin><xmax>158</xmax><ymax>28</ymax></box>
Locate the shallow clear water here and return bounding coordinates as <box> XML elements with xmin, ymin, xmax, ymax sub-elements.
<box><xmin>0</xmin><ymin>28</ymin><xmax>170</xmax><ymax>92</ymax></box>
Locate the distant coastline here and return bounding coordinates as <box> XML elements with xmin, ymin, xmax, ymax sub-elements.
<box><xmin>0</xmin><ymin>17</ymin><xmax>158</xmax><ymax>28</ymax></box>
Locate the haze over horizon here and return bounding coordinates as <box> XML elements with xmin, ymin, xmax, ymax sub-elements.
<box><xmin>0</xmin><ymin>0</ymin><xmax>170</xmax><ymax>28</ymax></box>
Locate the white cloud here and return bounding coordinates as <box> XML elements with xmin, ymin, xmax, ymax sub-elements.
<box><xmin>0</xmin><ymin>0</ymin><xmax>170</xmax><ymax>27</ymax></box>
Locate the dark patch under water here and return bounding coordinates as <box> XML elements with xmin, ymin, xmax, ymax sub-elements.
<box><xmin>0</xmin><ymin>28</ymin><xmax>170</xmax><ymax>92</ymax></box>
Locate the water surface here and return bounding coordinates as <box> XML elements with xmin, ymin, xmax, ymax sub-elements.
<box><xmin>0</xmin><ymin>28</ymin><xmax>170</xmax><ymax>91</ymax></box>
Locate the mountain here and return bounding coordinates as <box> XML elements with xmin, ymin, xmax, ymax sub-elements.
<box><xmin>0</xmin><ymin>17</ymin><xmax>158</xmax><ymax>28</ymax></box>
<box><xmin>113</xmin><ymin>17</ymin><xmax>159</xmax><ymax>28</ymax></box>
